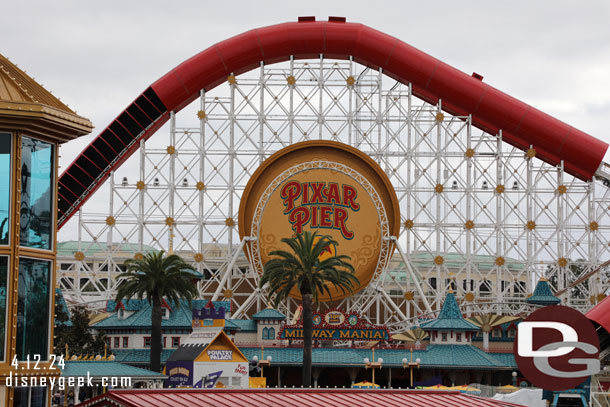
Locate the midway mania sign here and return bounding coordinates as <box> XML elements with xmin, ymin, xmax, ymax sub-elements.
<box><xmin>279</xmin><ymin>310</ymin><xmax>390</xmax><ymax>341</ymax></box>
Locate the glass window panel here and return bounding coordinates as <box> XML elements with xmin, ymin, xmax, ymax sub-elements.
<box><xmin>14</xmin><ymin>387</ymin><xmax>47</xmax><ymax>407</ymax></box>
<box><xmin>17</xmin><ymin>258</ymin><xmax>51</xmax><ymax>360</ymax></box>
<box><xmin>0</xmin><ymin>133</ymin><xmax>10</xmax><ymax>245</ymax></box>
<box><xmin>0</xmin><ymin>257</ymin><xmax>7</xmax><ymax>361</ymax></box>
<box><xmin>30</xmin><ymin>387</ymin><xmax>47</xmax><ymax>407</ymax></box>
<box><xmin>20</xmin><ymin>136</ymin><xmax>54</xmax><ymax>250</ymax></box>
<box><xmin>13</xmin><ymin>387</ymin><xmax>28</xmax><ymax>407</ymax></box>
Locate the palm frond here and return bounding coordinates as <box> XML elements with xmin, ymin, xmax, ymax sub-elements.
<box><xmin>260</xmin><ymin>231</ymin><xmax>358</xmax><ymax>306</ymax></box>
<box><xmin>114</xmin><ymin>250</ymin><xmax>198</xmax><ymax>306</ymax></box>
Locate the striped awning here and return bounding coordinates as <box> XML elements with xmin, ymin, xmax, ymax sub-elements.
<box><xmin>77</xmin><ymin>388</ymin><xmax>525</xmax><ymax>407</ymax></box>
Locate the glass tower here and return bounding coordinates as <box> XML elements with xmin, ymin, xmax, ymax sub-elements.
<box><xmin>0</xmin><ymin>53</ymin><xmax>93</xmax><ymax>406</ymax></box>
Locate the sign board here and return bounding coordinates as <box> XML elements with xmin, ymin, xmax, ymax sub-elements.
<box><xmin>207</xmin><ymin>350</ymin><xmax>233</xmax><ymax>360</ymax></box>
<box><xmin>165</xmin><ymin>361</ymin><xmax>194</xmax><ymax>387</ymax></box>
<box><xmin>239</xmin><ymin>141</ymin><xmax>400</xmax><ymax>301</ymax></box>
<box><xmin>280</xmin><ymin>327</ymin><xmax>388</xmax><ymax>340</ymax></box>
<box><xmin>325</xmin><ymin>311</ymin><xmax>345</xmax><ymax>326</ymax></box>
<box><xmin>279</xmin><ymin>309</ymin><xmax>389</xmax><ymax>341</ymax></box>
<box><xmin>192</xmin><ymin>362</ymin><xmax>249</xmax><ymax>389</ymax></box>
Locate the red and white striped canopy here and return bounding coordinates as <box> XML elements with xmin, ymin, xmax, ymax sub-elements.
<box><xmin>78</xmin><ymin>388</ymin><xmax>525</xmax><ymax>407</ymax></box>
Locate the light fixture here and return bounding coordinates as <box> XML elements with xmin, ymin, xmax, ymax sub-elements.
<box><xmin>403</xmin><ymin>350</ymin><xmax>421</xmax><ymax>388</ymax></box>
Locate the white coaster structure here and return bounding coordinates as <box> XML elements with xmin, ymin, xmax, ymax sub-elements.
<box><xmin>57</xmin><ymin>57</ymin><xmax>610</xmax><ymax>331</ymax></box>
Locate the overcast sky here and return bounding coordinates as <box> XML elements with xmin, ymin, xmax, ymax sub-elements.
<box><xmin>3</xmin><ymin>0</ymin><xmax>610</xmax><ymax>238</ymax></box>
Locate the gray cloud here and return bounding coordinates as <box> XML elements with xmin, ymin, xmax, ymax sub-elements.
<box><xmin>3</xmin><ymin>0</ymin><xmax>609</xmax><ymax>238</ymax></box>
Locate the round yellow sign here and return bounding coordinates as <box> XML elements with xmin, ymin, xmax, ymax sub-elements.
<box><xmin>239</xmin><ymin>141</ymin><xmax>400</xmax><ymax>301</ymax></box>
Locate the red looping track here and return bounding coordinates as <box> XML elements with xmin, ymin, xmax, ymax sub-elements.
<box><xmin>58</xmin><ymin>18</ymin><xmax>608</xmax><ymax>229</ymax></box>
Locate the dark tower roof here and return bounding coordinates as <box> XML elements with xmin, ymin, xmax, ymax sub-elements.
<box><xmin>527</xmin><ymin>278</ymin><xmax>561</xmax><ymax>306</ymax></box>
<box><xmin>420</xmin><ymin>291</ymin><xmax>479</xmax><ymax>331</ymax></box>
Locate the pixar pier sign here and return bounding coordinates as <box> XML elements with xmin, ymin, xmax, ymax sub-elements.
<box><xmin>239</xmin><ymin>140</ymin><xmax>401</xmax><ymax>302</ymax></box>
<box><xmin>281</xmin><ymin>181</ymin><xmax>359</xmax><ymax>239</ymax></box>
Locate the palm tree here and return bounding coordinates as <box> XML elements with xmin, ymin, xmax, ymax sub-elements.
<box><xmin>115</xmin><ymin>251</ymin><xmax>198</xmax><ymax>372</ymax></box>
<box><xmin>260</xmin><ymin>231</ymin><xmax>359</xmax><ymax>387</ymax></box>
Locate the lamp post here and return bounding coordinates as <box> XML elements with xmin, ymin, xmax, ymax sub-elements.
<box><xmin>258</xmin><ymin>352</ymin><xmax>272</xmax><ymax>378</ymax></box>
<box><xmin>363</xmin><ymin>348</ymin><xmax>383</xmax><ymax>386</ymax></box>
<box><xmin>512</xmin><ymin>371</ymin><xmax>517</xmax><ymax>386</ymax></box>
<box><xmin>402</xmin><ymin>348</ymin><xmax>421</xmax><ymax>388</ymax></box>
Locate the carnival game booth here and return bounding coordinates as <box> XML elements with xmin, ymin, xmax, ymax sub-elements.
<box><xmin>165</xmin><ymin>330</ymin><xmax>249</xmax><ymax>388</ymax></box>
<box><xmin>93</xmin><ymin>299</ymin><xmax>231</xmax><ymax>369</ymax></box>
<box><xmin>165</xmin><ymin>304</ymin><xmax>249</xmax><ymax>388</ymax></box>
<box><xmin>240</xmin><ymin>293</ymin><xmax>519</xmax><ymax>389</ymax></box>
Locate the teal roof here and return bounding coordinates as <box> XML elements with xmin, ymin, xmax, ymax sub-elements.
<box><xmin>110</xmin><ymin>344</ymin><xmax>513</xmax><ymax>369</ymax></box>
<box><xmin>420</xmin><ymin>292</ymin><xmax>479</xmax><ymax>331</ymax></box>
<box><xmin>252</xmin><ymin>308</ymin><xmax>286</xmax><ymax>320</ymax></box>
<box><xmin>106</xmin><ymin>299</ymin><xmax>230</xmax><ymax>313</ymax></box>
<box><xmin>95</xmin><ymin>304</ymin><xmax>193</xmax><ymax>329</ymax></box>
<box><xmin>392</xmin><ymin>252</ymin><xmax>525</xmax><ymax>271</ymax></box>
<box><xmin>383</xmin><ymin>253</ymin><xmax>525</xmax><ymax>284</ymax></box>
<box><xmin>224</xmin><ymin>319</ymin><xmax>240</xmax><ymax>330</ymax></box>
<box><xmin>111</xmin><ymin>349</ymin><xmax>175</xmax><ymax>364</ymax></box>
<box><xmin>423</xmin><ymin>345</ymin><xmax>506</xmax><ymax>368</ymax></box>
<box><xmin>227</xmin><ymin>319</ymin><xmax>257</xmax><ymax>332</ymax></box>
<box><xmin>96</xmin><ymin>300</ymin><xmax>231</xmax><ymax>329</ymax></box>
<box><xmin>61</xmin><ymin>360</ymin><xmax>165</xmax><ymax>378</ymax></box>
<box><xmin>527</xmin><ymin>279</ymin><xmax>560</xmax><ymax>305</ymax></box>
<box><xmin>107</xmin><ymin>299</ymin><xmax>148</xmax><ymax>312</ymax></box>
<box><xmin>57</xmin><ymin>241</ymin><xmax>156</xmax><ymax>257</ymax></box>
<box><xmin>488</xmin><ymin>352</ymin><xmax>517</xmax><ymax>368</ymax></box>
<box><xmin>241</xmin><ymin>345</ymin><xmax>511</xmax><ymax>369</ymax></box>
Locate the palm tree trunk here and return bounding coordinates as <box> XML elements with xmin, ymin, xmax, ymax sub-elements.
<box><xmin>150</xmin><ymin>297</ymin><xmax>163</xmax><ymax>372</ymax></box>
<box><xmin>302</xmin><ymin>293</ymin><xmax>313</xmax><ymax>387</ymax></box>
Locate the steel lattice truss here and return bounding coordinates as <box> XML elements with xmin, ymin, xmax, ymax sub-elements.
<box><xmin>57</xmin><ymin>58</ymin><xmax>610</xmax><ymax>332</ymax></box>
